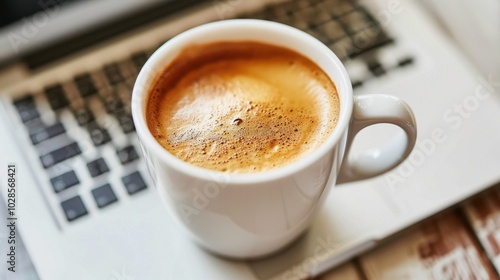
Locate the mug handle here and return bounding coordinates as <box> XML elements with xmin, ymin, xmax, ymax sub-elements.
<box><xmin>336</xmin><ymin>94</ymin><xmax>417</xmax><ymax>184</ymax></box>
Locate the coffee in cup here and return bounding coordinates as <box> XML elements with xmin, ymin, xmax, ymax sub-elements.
<box><xmin>146</xmin><ymin>41</ymin><xmax>341</xmax><ymax>173</ymax></box>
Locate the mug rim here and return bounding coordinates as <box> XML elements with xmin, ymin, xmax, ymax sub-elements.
<box><xmin>132</xmin><ymin>19</ymin><xmax>353</xmax><ymax>185</ymax></box>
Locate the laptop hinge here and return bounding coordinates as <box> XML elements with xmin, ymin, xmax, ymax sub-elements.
<box><xmin>21</xmin><ymin>0</ymin><xmax>209</xmax><ymax>71</ymax></box>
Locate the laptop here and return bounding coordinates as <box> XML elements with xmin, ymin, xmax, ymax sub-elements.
<box><xmin>0</xmin><ymin>0</ymin><xmax>499</xmax><ymax>279</ymax></box>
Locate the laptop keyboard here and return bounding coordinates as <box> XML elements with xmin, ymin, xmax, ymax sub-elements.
<box><xmin>7</xmin><ymin>0</ymin><xmax>414</xmax><ymax>225</ymax></box>
<box><xmin>245</xmin><ymin>0</ymin><xmax>394</xmax><ymax>60</ymax></box>
<box><xmin>11</xmin><ymin>54</ymin><xmax>149</xmax><ymax>223</ymax></box>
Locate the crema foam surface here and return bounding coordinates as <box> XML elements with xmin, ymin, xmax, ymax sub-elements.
<box><xmin>147</xmin><ymin>41</ymin><xmax>340</xmax><ymax>173</ymax></box>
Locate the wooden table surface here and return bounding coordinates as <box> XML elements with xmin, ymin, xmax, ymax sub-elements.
<box><xmin>316</xmin><ymin>184</ymin><xmax>500</xmax><ymax>280</ymax></box>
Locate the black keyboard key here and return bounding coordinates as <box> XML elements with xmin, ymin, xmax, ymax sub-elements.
<box><xmin>87</xmin><ymin>158</ymin><xmax>109</xmax><ymax>177</ymax></box>
<box><xmin>13</xmin><ymin>95</ymin><xmax>35</xmax><ymax>108</ymax></box>
<box><xmin>87</xmin><ymin>122</ymin><xmax>111</xmax><ymax>146</ymax></box>
<box><xmin>13</xmin><ymin>95</ymin><xmax>40</xmax><ymax>123</ymax></box>
<box><xmin>122</xmin><ymin>171</ymin><xmax>147</xmax><ymax>195</ymax></box>
<box><xmin>117</xmin><ymin>146</ymin><xmax>139</xmax><ymax>164</ymax></box>
<box><xmin>73</xmin><ymin>106</ymin><xmax>95</xmax><ymax>126</ymax></box>
<box><xmin>18</xmin><ymin>106</ymin><xmax>40</xmax><ymax>123</ymax></box>
<box><xmin>92</xmin><ymin>184</ymin><xmax>118</xmax><ymax>208</ymax></box>
<box><xmin>317</xmin><ymin>21</ymin><xmax>347</xmax><ymax>42</ymax></box>
<box><xmin>341</xmin><ymin>10</ymin><xmax>369</xmax><ymax>34</ymax></box>
<box><xmin>104</xmin><ymin>63</ymin><xmax>125</xmax><ymax>85</ymax></box>
<box><xmin>40</xmin><ymin>142</ymin><xmax>81</xmax><ymax>169</ymax></box>
<box><xmin>61</xmin><ymin>196</ymin><xmax>87</xmax><ymax>221</ymax></box>
<box><xmin>74</xmin><ymin>73</ymin><xmax>98</xmax><ymax>97</ymax></box>
<box><xmin>116</xmin><ymin>111</ymin><xmax>135</xmax><ymax>133</ymax></box>
<box><xmin>44</xmin><ymin>84</ymin><xmax>69</xmax><ymax>110</ymax></box>
<box><xmin>30</xmin><ymin>123</ymin><xmax>65</xmax><ymax>144</ymax></box>
<box><xmin>398</xmin><ymin>57</ymin><xmax>414</xmax><ymax>67</ymax></box>
<box><xmin>103</xmin><ymin>95</ymin><xmax>124</xmax><ymax>113</ymax></box>
<box><xmin>367</xmin><ymin>61</ymin><xmax>386</xmax><ymax>77</ymax></box>
<box><xmin>131</xmin><ymin>52</ymin><xmax>149</xmax><ymax>71</ymax></box>
<box><xmin>352</xmin><ymin>80</ymin><xmax>363</xmax><ymax>89</ymax></box>
<box><xmin>50</xmin><ymin>170</ymin><xmax>79</xmax><ymax>193</ymax></box>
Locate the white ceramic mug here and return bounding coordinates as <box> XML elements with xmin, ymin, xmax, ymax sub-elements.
<box><xmin>132</xmin><ymin>19</ymin><xmax>417</xmax><ymax>259</ymax></box>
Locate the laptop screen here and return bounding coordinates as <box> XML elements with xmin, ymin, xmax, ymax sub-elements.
<box><xmin>0</xmin><ymin>0</ymin><xmax>205</xmax><ymax>68</ymax></box>
<box><xmin>0</xmin><ymin>0</ymin><xmax>79</xmax><ymax>29</ymax></box>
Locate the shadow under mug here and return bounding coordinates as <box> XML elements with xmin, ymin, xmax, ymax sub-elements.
<box><xmin>131</xmin><ymin>19</ymin><xmax>417</xmax><ymax>259</ymax></box>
